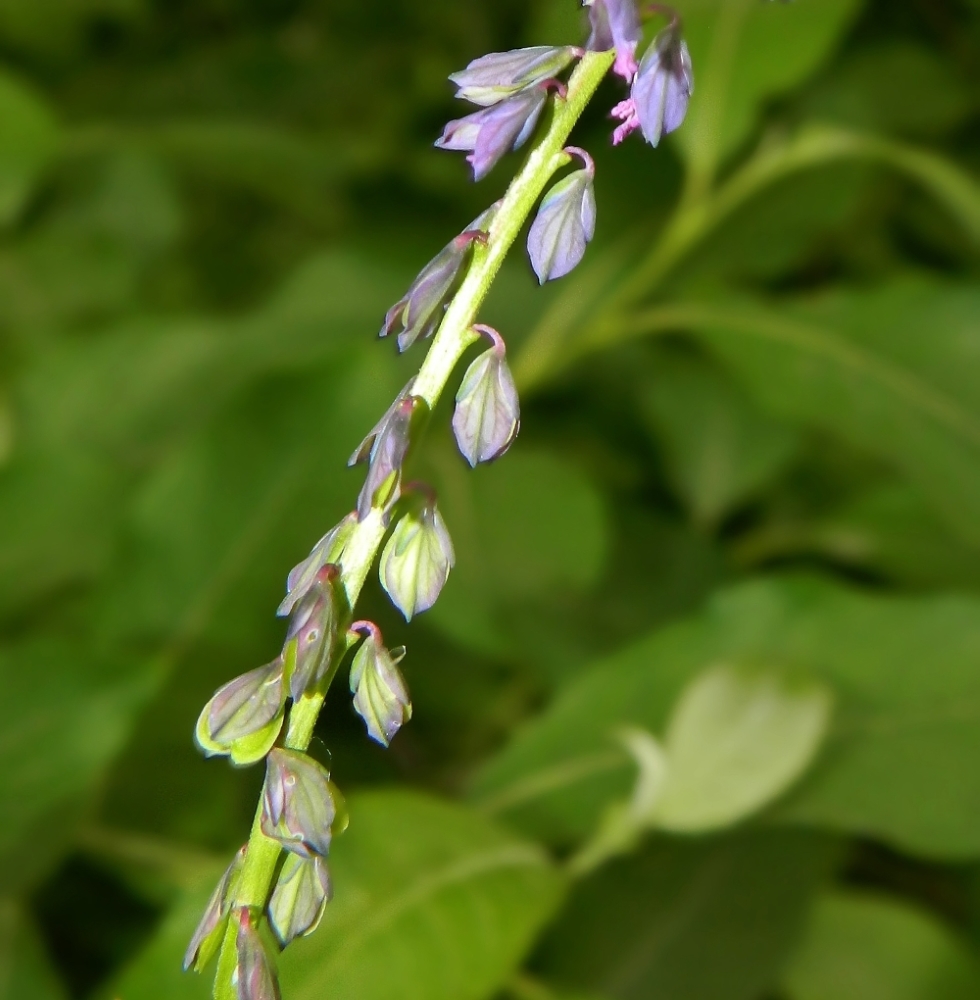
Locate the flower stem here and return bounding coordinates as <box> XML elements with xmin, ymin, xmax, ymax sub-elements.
<box><xmin>210</xmin><ymin>48</ymin><xmax>614</xmax><ymax>1000</ymax></box>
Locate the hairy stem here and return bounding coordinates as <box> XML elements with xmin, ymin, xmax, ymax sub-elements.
<box><xmin>211</xmin><ymin>48</ymin><xmax>615</xmax><ymax>1000</ymax></box>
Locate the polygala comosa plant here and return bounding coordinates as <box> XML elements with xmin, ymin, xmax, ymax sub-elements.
<box><xmin>186</xmin><ymin>2</ymin><xmax>695</xmax><ymax>996</ymax></box>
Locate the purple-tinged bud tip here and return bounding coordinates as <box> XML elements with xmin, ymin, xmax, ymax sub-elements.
<box><xmin>452</xmin><ymin>326</ymin><xmax>520</xmax><ymax>467</ymax></box>
<box><xmin>284</xmin><ymin>564</ymin><xmax>345</xmax><ymax>701</ymax></box>
<box><xmin>234</xmin><ymin>909</ymin><xmax>281</xmax><ymax>1000</ymax></box>
<box><xmin>184</xmin><ymin>846</ymin><xmax>247</xmax><ymax>973</ymax></box>
<box><xmin>349</xmin><ymin>623</ymin><xmax>412</xmax><ymax>746</ymax></box>
<box><xmin>279</xmin><ymin>514</ymin><xmax>356</xmax><ymax>617</ymax></box>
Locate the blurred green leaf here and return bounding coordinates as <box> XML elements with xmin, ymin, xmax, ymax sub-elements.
<box><xmin>0</xmin><ymin>639</ymin><xmax>160</xmax><ymax>892</ymax></box>
<box><xmin>674</xmin><ymin>0</ymin><xmax>863</xmax><ymax>179</ymax></box>
<box><xmin>472</xmin><ymin>577</ymin><xmax>980</xmax><ymax>858</ymax></box>
<box><xmin>109</xmin><ymin>791</ymin><xmax>564</xmax><ymax>1000</ymax></box>
<box><xmin>425</xmin><ymin>444</ymin><xmax>609</xmax><ymax>659</ymax></box>
<box><xmin>782</xmin><ymin>891</ymin><xmax>980</xmax><ymax>1000</ymax></box>
<box><xmin>803</xmin><ymin>41</ymin><xmax>972</xmax><ymax>139</ymax></box>
<box><xmin>652</xmin><ymin>665</ymin><xmax>832</xmax><ymax>833</ymax></box>
<box><xmin>629</xmin><ymin>283</ymin><xmax>980</xmax><ymax>549</ymax></box>
<box><xmin>0</xmin><ymin>68</ymin><xmax>58</xmax><ymax>225</ymax></box>
<box><xmin>640</xmin><ymin>352</ymin><xmax>800</xmax><ymax>527</ymax></box>
<box><xmin>535</xmin><ymin>829</ymin><xmax>839</xmax><ymax>1000</ymax></box>
<box><xmin>0</xmin><ymin>898</ymin><xmax>68</xmax><ymax>1000</ymax></box>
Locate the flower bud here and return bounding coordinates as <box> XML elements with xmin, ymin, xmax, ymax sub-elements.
<box><xmin>183</xmin><ymin>845</ymin><xmax>246</xmax><ymax>973</ymax></box>
<box><xmin>449</xmin><ymin>46</ymin><xmax>577</xmax><ymax>106</ymax></box>
<box><xmin>436</xmin><ymin>86</ymin><xmax>549</xmax><ymax>181</ymax></box>
<box><xmin>380</xmin><ymin>496</ymin><xmax>454</xmax><ymax>621</ymax></box>
<box><xmin>629</xmin><ymin>26</ymin><xmax>694</xmax><ymax>147</ymax></box>
<box><xmin>195</xmin><ymin>661</ymin><xmax>285</xmax><ymax>766</ymax></box>
<box><xmin>284</xmin><ymin>565</ymin><xmax>345</xmax><ymax>702</ymax></box>
<box><xmin>278</xmin><ymin>513</ymin><xmax>356</xmax><ymax>617</ymax></box>
<box><xmin>452</xmin><ymin>326</ymin><xmax>520</xmax><ymax>467</ymax></box>
<box><xmin>261</xmin><ymin>748</ymin><xmax>338</xmax><ymax>858</ymax></box>
<box><xmin>234</xmin><ymin>909</ymin><xmax>281</xmax><ymax>1000</ymax></box>
<box><xmin>381</xmin><ymin>206</ymin><xmax>496</xmax><ymax>352</ymax></box>
<box><xmin>268</xmin><ymin>853</ymin><xmax>332</xmax><ymax>948</ymax></box>
<box><xmin>349</xmin><ymin>622</ymin><xmax>412</xmax><ymax>747</ymax></box>
<box><xmin>527</xmin><ymin>149</ymin><xmax>596</xmax><ymax>284</ymax></box>
<box><xmin>350</xmin><ymin>388</ymin><xmax>422</xmax><ymax>520</ymax></box>
<box><xmin>586</xmin><ymin>0</ymin><xmax>642</xmax><ymax>80</ymax></box>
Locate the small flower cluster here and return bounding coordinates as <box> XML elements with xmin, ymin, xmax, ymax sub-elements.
<box><xmin>186</xmin><ymin>4</ymin><xmax>692</xmax><ymax>998</ymax></box>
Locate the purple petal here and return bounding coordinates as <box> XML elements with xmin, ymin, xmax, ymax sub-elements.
<box><xmin>587</xmin><ymin>0</ymin><xmax>641</xmax><ymax>80</ymax></box>
<box><xmin>527</xmin><ymin>169</ymin><xmax>597</xmax><ymax>283</ymax></box>
<box><xmin>235</xmin><ymin>910</ymin><xmax>281</xmax><ymax>1000</ymax></box>
<box><xmin>184</xmin><ymin>846</ymin><xmax>246</xmax><ymax>972</ymax></box>
<box><xmin>356</xmin><ymin>395</ymin><xmax>420</xmax><ymax>520</ymax></box>
<box><xmin>279</xmin><ymin>514</ymin><xmax>356</xmax><ymax>617</ymax></box>
<box><xmin>633</xmin><ymin>33</ymin><xmax>694</xmax><ymax>147</ymax></box>
<box><xmin>261</xmin><ymin>749</ymin><xmax>337</xmax><ymax>859</ymax></box>
<box><xmin>206</xmin><ymin>660</ymin><xmax>285</xmax><ymax>746</ymax></box>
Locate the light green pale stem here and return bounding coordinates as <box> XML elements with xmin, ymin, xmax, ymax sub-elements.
<box><xmin>210</xmin><ymin>48</ymin><xmax>615</xmax><ymax>1000</ymax></box>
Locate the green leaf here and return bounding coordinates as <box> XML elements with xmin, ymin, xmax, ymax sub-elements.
<box><xmin>653</xmin><ymin>665</ymin><xmax>832</xmax><ymax>833</ymax></box>
<box><xmin>673</xmin><ymin>0</ymin><xmax>863</xmax><ymax>178</ymax></box>
<box><xmin>0</xmin><ymin>638</ymin><xmax>161</xmax><ymax>893</ymax></box>
<box><xmin>0</xmin><ymin>69</ymin><xmax>58</xmax><ymax>225</ymax></box>
<box><xmin>280</xmin><ymin>791</ymin><xmax>563</xmax><ymax>1000</ymax></box>
<box><xmin>640</xmin><ymin>352</ymin><xmax>800</xmax><ymax>527</ymax></box>
<box><xmin>782</xmin><ymin>892</ymin><xmax>980</xmax><ymax>1000</ymax></box>
<box><xmin>425</xmin><ymin>444</ymin><xmax>609</xmax><ymax>660</ymax></box>
<box><xmin>651</xmin><ymin>284</ymin><xmax>980</xmax><ymax>549</ymax></box>
<box><xmin>0</xmin><ymin>898</ymin><xmax>69</xmax><ymax>1000</ymax></box>
<box><xmin>109</xmin><ymin>791</ymin><xmax>564</xmax><ymax>1000</ymax></box>
<box><xmin>536</xmin><ymin>829</ymin><xmax>839</xmax><ymax>1000</ymax></box>
<box><xmin>472</xmin><ymin>576</ymin><xmax>980</xmax><ymax>858</ymax></box>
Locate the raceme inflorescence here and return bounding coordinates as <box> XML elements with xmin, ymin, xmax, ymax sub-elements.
<box><xmin>185</xmin><ymin>3</ymin><xmax>694</xmax><ymax>997</ymax></box>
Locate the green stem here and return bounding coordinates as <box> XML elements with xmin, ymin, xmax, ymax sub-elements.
<box><xmin>210</xmin><ymin>48</ymin><xmax>615</xmax><ymax>1000</ymax></box>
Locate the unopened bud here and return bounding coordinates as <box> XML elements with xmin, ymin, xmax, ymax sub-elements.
<box><xmin>234</xmin><ymin>909</ymin><xmax>280</xmax><ymax>1000</ymax></box>
<box><xmin>527</xmin><ymin>148</ymin><xmax>596</xmax><ymax>283</ymax></box>
<box><xmin>261</xmin><ymin>749</ymin><xmax>338</xmax><ymax>858</ymax></box>
<box><xmin>278</xmin><ymin>513</ymin><xmax>356</xmax><ymax>617</ymax></box>
<box><xmin>449</xmin><ymin>46</ymin><xmax>578</xmax><ymax>106</ymax></box>
<box><xmin>452</xmin><ymin>326</ymin><xmax>520</xmax><ymax>467</ymax></box>
<box><xmin>268</xmin><ymin>853</ymin><xmax>332</xmax><ymax>948</ymax></box>
<box><xmin>183</xmin><ymin>845</ymin><xmax>246</xmax><ymax>973</ymax></box>
<box><xmin>349</xmin><ymin>622</ymin><xmax>412</xmax><ymax>747</ymax></box>
<box><xmin>284</xmin><ymin>565</ymin><xmax>344</xmax><ymax>701</ymax></box>
<box><xmin>380</xmin><ymin>495</ymin><xmax>454</xmax><ymax>621</ymax></box>
<box><xmin>195</xmin><ymin>660</ymin><xmax>285</xmax><ymax>766</ymax></box>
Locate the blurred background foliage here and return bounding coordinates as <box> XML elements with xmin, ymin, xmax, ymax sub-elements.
<box><xmin>2</xmin><ymin>0</ymin><xmax>980</xmax><ymax>998</ymax></box>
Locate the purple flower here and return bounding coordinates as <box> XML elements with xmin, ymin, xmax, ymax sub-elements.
<box><xmin>527</xmin><ymin>147</ymin><xmax>596</xmax><ymax>283</ymax></box>
<box><xmin>449</xmin><ymin>46</ymin><xmax>578</xmax><ymax>106</ymax></box>
<box><xmin>436</xmin><ymin>85</ymin><xmax>549</xmax><ymax>181</ymax></box>
<box><xmin>268</xmin><ymin>854</ymin><xmax>332</xmax><ymax>948</ymax></box>
<box><xmin>379</xmin><ymin>492</ymin><xmax>455</xmax><ymax>621</ymax></box>
<box><xmin>261</xmin><ymin>749</ymin><xmax>338</xmax><ymax>859</ymax></box>
<box><xmin>586</xmin><ymin>0</ymin><xmax>642</xmax><ymax>80</ymax></box>
<box><xmin>349</xmin><ymin>622</ymin><xmax>412</xmax><ymax>747</ymax></box>
<box><xmin>613</xmin><ymin>24</ymin><xmax>693</xmax><ymax>146</ymax></box>
<box><xmin>234</xmin><ymin>909</ymin><xmax>281</xmax><ymax>1000</ymax></box>
<box><xmin>452</xmin><ymin>325</ymin><xmax>520</xmax><ymax>466</ymax></box>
